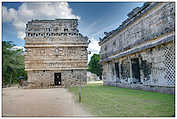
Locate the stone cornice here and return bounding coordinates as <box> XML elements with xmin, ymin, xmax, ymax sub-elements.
<box><xmin>25</xmin><ymin>44</ymin><xmax>88</xmax><ymax>48</ymax></box>
<box><xmin>25</xmin><ymin>60</ymin><xmax>88</xmax><ymax>63</ymax></box>
<box><xmin>100</xmin><ymin>33</ymin><xmax>175</xmax><ymax>63</ymax></box>
<box><xmin>28</xmin><ymin>19</ymin><xmax>78</xmax><ymax>23</ymax></box>
<box><xmin>99</xmin><ymin>2</ymin><xmax>160</xmax><ymax>46</ymax></box>
<box><xmin>25</xmin><ymin>67</ymin><xmax>88</xmax><ymax>71</ymax></box>
<box><xmin>100</xmin><ymin>30</ymin><xmax>175</xmax><ymax>59</ymax></box>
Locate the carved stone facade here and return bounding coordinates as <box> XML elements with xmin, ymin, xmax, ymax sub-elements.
<box><xmin>99</xmin><ymin>2</ymin><xmax>175</xmax><ymax>94</ymax></box>
<box><xmin>25</xmin><ymin>19</ymin><xmax>88</xmax><ymax>88</ymax></box>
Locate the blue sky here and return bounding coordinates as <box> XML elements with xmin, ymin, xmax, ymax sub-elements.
<box><xmin>2</xmin><ymin>2</ymin><xmax>144</xmax><ymax>60</ymax></box>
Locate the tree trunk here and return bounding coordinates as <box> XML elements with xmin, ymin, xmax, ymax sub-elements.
<box><xmin>9</xmin><ymin>74</ymin><xmax>12</xmax><ymax>87</ymax></box>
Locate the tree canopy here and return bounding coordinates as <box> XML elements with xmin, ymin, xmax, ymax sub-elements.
<box><xmin>2</xmin><ymin>41</ymin><xmax>27</xmax><ymax>86</ymax></box>
<box><xmin>88</xmin><ymin>54</ymin><xmax>102</xmax><ymax>79</ymax></box>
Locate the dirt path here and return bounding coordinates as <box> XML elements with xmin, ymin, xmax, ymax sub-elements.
<box><xmin>2</xmin><ymin>87</ymin><xmax>91</xmax><ymax>117</ymax></box>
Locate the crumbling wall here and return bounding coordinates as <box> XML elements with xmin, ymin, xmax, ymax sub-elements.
<box><xmin>120</xmin><ymin>58</ymin><xmax>130</xmax><ymax>83</ymax></box>
<box><xmin>102</xmin><ymin>43</ymin><xmax>175</xmax><ymax>94</ymax></box>
<box><xmin>102</xmin><ymin>63</ymin><xmax>108</xmax><ymax>82</ymax></box>
<box><xmin>103</xmin><ymin>42</ymin><xmax>175</xmax><ymax>92</ymax></box>
<box><xmin>27</xmin><ymin>70</ymin><xmax>54</xmax><ymax>88</ymax></box>
<box><xmin>100</xmin><ymin>3</ymin><xmax>175</xmax><ymax>93</ymax></box>
<box><xmin>27</xmin><ymin>69</ymin><xmax>87</xmax><ymax>88</ymax></box>
<box><xmin>102</xmin><ymin>62</ymin><xmax>115</xmax><ymax>85</ymax></box>
<box><xmin>100</xmin><ymin>2</ymin><xmax>175</xmax><ymax>60</ymax></box>
<box><xmin>106</xmin><ymin>42</ymin><xmax>174</xmax><ymax>84</ymax></box>
<box><xmin>62</xmin><ymin>69</ymin><xmax>87</xmax><ymax>88</ymax></box>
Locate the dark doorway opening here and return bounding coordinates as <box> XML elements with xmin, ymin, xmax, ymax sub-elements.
<box><xmin>54</xmin><ymin>73</ymin><xmax>61</xmax><ymax>86</ymax></box>
<box><xmin>115</xmin><ymin>62</ymin><xmax>120</xmax><ymax>78</ymax></box>
<box><xmin>131</xmin><ymin>58</ymin><xmax>140</xmax><ymax>82</ymax></box>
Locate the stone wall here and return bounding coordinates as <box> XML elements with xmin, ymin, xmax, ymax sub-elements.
<box><xmin>25</xmin><ymin>46</ymin><xmax>88</xmax><ymax>70</ymax></box>
<box><xmin>102</xmin><ymin>41</ymin><xmax>175</xmax><ymax>93</ymax></box>
<box><xmin>103</xmin><ymin>82</ymin><xmax>175</xmax><ymax>94</ymax></box>
<box><xmin>27</xmin><ymin>69</ymin><xmax>87</xmax><ymax>88</ymax></box>
<box><xmin>87</xmin><ymin>72</ymin><xmax>100</xmax><ymax>81</ymax></box>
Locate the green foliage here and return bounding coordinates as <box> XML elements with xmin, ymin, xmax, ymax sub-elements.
<box><xmin>69</xmin><ymin>84</ymin><xmax>175</xmax><ymax>117</ymax></box>
<box><xmin>2</xmin><ymin>41</ymin><xmax>27</xmax><ymax>86</ymax></box>
<box><xmin>88</xmin><ymin>54</ymin><xmax>102</xmax><ymax>79</ymax></box>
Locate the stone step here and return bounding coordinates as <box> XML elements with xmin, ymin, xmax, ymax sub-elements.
<box><xmin>49</xmin><ymin>85</ymin><xmax>62</xmax><ymax>88</ymax></box>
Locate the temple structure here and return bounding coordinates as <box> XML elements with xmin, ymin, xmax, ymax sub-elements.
<box><xmin>99</xmin><ymin>2</ymin><xmax>175</xmax><ymax>94</ymax></box>
<box><xmin>24</xmin><ymin>19</ymin><xmax>89</xmax><ymax>88</ymax></box>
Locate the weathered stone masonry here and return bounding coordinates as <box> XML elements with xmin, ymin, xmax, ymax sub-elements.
<box><xmin>24</xmin><ymin>19</ymin><xmax>89</xmax><ymax>88</ymax></box>
<box><xmin>99</xmin><ymin>2</ymin><xmax>175</xmax><ymax>94</ymax></box>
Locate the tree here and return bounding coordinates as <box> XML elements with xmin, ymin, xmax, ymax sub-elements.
<box><xmin>2</xmin><ymin>41</ymin><xmax>27</xmax><ymax>86</ymax></box>
<box><xmin>88</xmin><ymin>54</ymin><xmax>103</xmax><ymax>79</ymax></box>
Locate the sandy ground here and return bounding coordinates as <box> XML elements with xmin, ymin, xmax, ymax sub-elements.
<box><xmin>2</xmin><ymin>87</ymin><xmax>92</xmax><ymax>117</ymax></box>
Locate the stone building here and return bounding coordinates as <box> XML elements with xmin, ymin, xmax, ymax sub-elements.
<box><xmin>99</xmin><ymin>2</ymin><xmax>175</xmax><ymax>94</ymax></box>
<box><xmin>24</xmin><ymin>19</ymin><xmax>89</xmax><ymax>88</ymax></box>
<box><xmin>87</xmin><ymin>72</ymin><xmax>100</xmax><ymax>81</ymax></box>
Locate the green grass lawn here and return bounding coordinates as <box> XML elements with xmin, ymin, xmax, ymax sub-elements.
<box><xmin>68</xmin><ymin>84</ymin><xmax>175</xmax><ymax>117</ymax></box>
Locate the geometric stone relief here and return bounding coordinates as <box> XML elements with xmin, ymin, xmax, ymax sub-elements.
<box><xmin>25</xmin><ymin>47</ymin><xmax>87</xmax><ymax>60</ymax></box>
<box><xmin>163</xmin><ymin>43</ymin><xmax>175</xmax><ymax>86</ymax></box>
<box><xmin>25</xmin><ymin>61</ymin><xmax>87</xmax><ymax>70</ymax></box>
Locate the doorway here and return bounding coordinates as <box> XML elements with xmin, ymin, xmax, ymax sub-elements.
<box><xmin>54</xmin><ymin>73</ymin><xmax>61</xmax><ymax>86</ymax></box>
<box><xmin>131</xmin><ymin>58</ymin><xmax>140</xmax><ymax>82</ymax></box>
<box><xmin>115</xmin><ymin>62</ymin><xmax>120</xmax><ymax>78</ymax></box>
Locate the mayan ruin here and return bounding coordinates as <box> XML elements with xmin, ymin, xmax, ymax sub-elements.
<box><xmin>99</xmin><ymin>2</ymin><xmax>175</xmax><ymax>94</ymax></box>
<box><xmin>24</xmin><ymin>19</ymin><xmax>89</xmax><ymax>88</ymax></box>
<box><xmin>2</xmin><ymin>2</ymin><xmax>176</xmax><ymax>117</ymax></box>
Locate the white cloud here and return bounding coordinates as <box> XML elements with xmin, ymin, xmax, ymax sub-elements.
<box><xmin>88</xmin><ymin>37</ymin><xmax>100</xmax><ymax>62</ymax></box>
<box><xmin>2</xmin><ymin>2</ymin><xmax>80</xmax><ymax>39</ymax></box>
<box><xmin>2</xmin><ymin>7</ymin><xmax>17</xmax><ymax>22</ymax></box>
